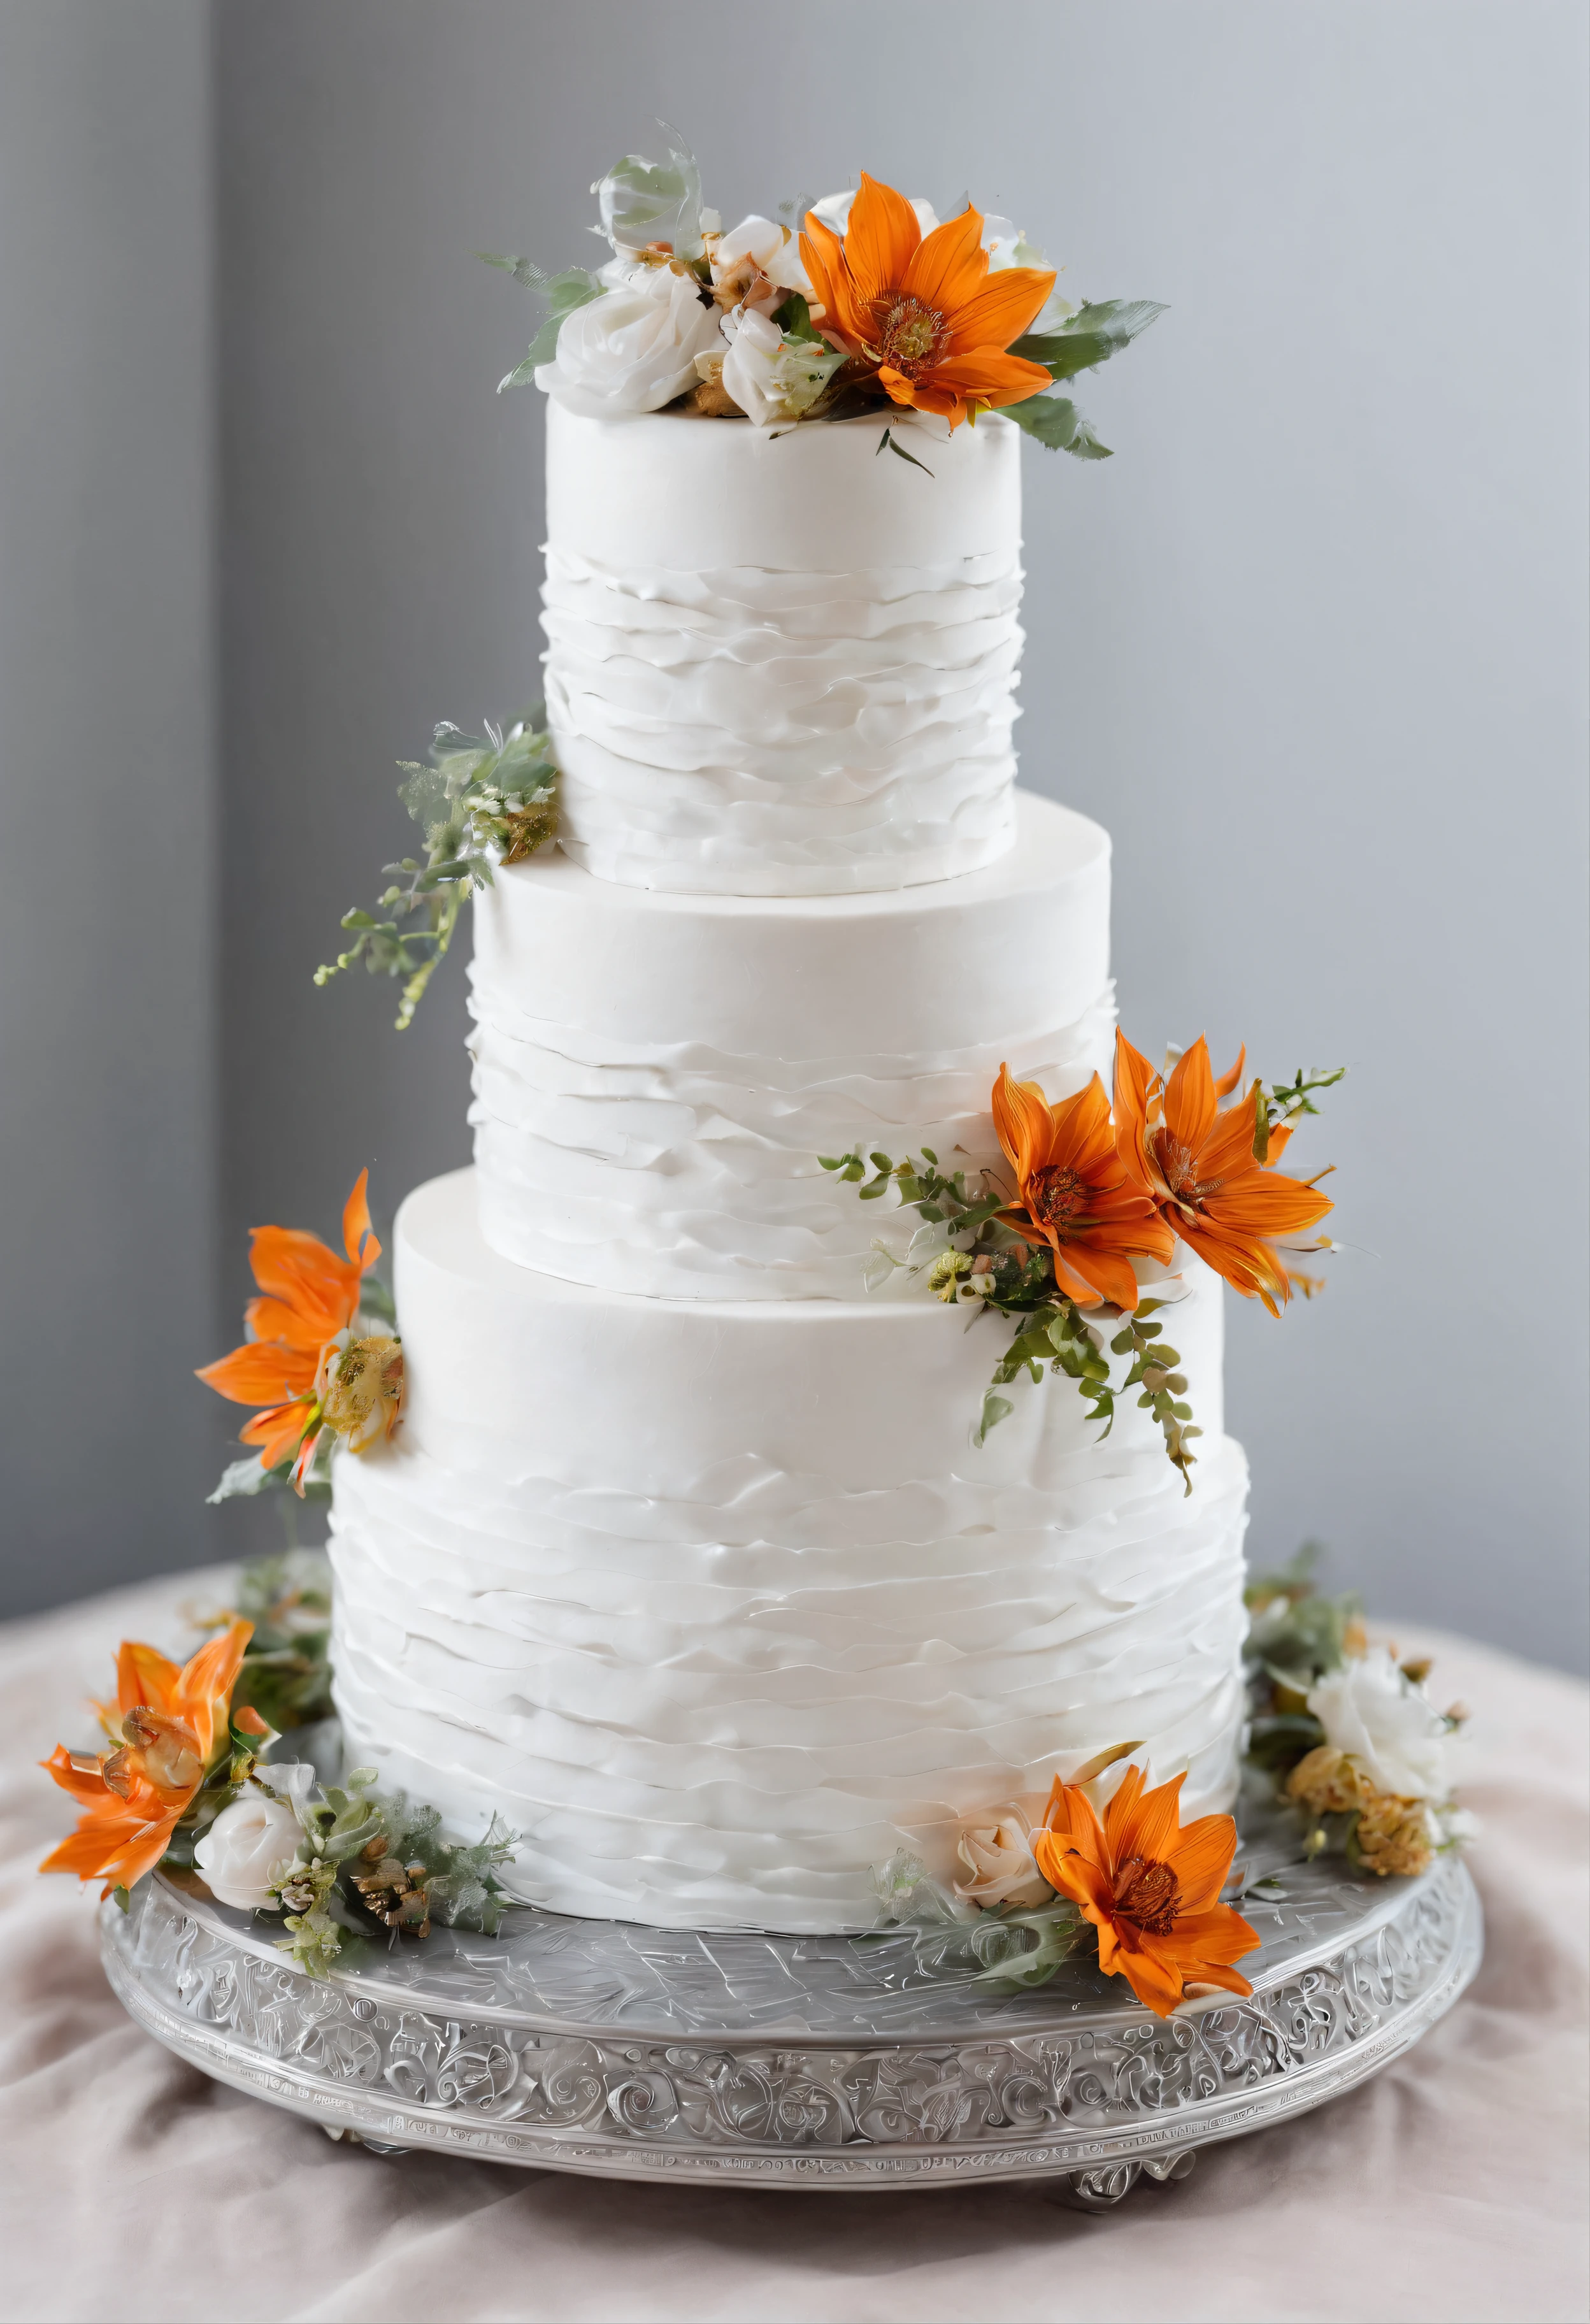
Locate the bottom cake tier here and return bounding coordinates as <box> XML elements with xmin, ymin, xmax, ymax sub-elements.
<box><xmin>329</xmin><ymin>1168</ymin><xmax>1251</xmax><ymax>1933</ymax></box>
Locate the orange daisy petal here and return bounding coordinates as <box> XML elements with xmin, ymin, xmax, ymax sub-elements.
<box><xmin>843</xmin><ymin>172</ymin><xmax>922</xmax><ymax>304</ymax></box>
<box><xmin>1106</xmin><ymin>1934</ymin><xmax>1188</xmax><ymax>2017</ymax></box>
<box><xmin>901</xmin><ymin>204</ymin><xmax>988</xmax><ymax>317</ymax></box>
<box><xmin>1107</xmin><ymin>1767</ymin><xmax>1186</xmax><ymax>1867</ymax></box>
<box><xmin>945</xmin><ymin>266</ymin><xmax>1058</xmax><ymax>355</ymax></box>
<box><xmin>1166</xmin><ymin>1813</ymin><xmax>1240</xmax><ymax>1913</ymax></box>
<box><xmin>113</xmin><ymin>1638</ymin><xmax>180</xmax><ymax>1720</ymax></box>
<box><xmin>341</xmin><ymin>1168</ymin><xmax>376</xmax><ymax>1269</ymax></box>
<box><xmin>1156</xmin><ymin>1902</ymin><xmax>1263</xmax><ymax>1972</ymax></box>
<box><xmin>919</xmin><ymin>350</ymin><xmax>1055</xmax><ymax>410</ymax></box>
<box><xmin>197</xmin><ymin>1342</ymin><xmax>317</xmax><ymax>1407</ymax></box>
<box><xmin>799</xmin><ymin>213</ymin><xmax>867</xmax><ymax>348</ymax></box>
<box><xmin>1162</xmin><ymin>1038</ymin><xmax>1219</xmax><ymax>1155</ymax></box>
<box><xmin>1213</xmin><ymin>1045</ymin><xmax>1248</xmax><ymax>1101</ymax></box>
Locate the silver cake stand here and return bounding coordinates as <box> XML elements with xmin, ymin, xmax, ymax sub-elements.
<box><xmin>99</xmin><ymin>1800</ymin><xmax>1479</xmax><ymax>2207</ymax></box>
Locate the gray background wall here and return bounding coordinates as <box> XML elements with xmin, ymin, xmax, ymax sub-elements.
<box><xmin>2</xmin><ymin>0</ymin><xmax>1586</xmax><ymax>1670</ymax></box>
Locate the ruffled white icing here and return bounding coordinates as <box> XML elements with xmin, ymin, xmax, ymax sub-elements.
<box><xmin>468</xmin><ymin>791</ymin><xmax>1113</xmax><ymax>1298</ymax></box>
<box><xmin>329</xmin><ymin>1171</ymin><xmax>1250</xmax><ymax>1933</ymax></box>
<box><xmin>541</xmin><ymin>400</ymin><xmax>1024</xmax><ymax>894</ymax></box>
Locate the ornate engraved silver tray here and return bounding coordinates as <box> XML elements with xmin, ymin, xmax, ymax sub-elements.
<box><xmin>99</xmin><ymin>1797</ymin><xmax>1480</xmax><ymax>2206</ymax></box>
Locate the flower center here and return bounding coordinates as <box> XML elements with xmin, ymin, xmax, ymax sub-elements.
<box><xmin>866</xmin><ymin>294</ymin><xmax>948</xmax><ymax>377</ymax></box>
<box><xmin>1033</xmin><ymin>1164</ymin><xmax>1089</xmax><ymax>1235</ymax></box>
<box><xmin>1154</xmin><ymin>1132</ymin><xmax>1218</xmax><ymax>1216</ymax></box>
<box><xmin>1112</xmin><ymin>1854</ymin><xmax>1181</xmax><ymax>1935</ymax></box>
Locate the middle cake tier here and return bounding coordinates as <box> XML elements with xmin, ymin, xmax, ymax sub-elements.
<box><xmin>469</xmin><ymin>788</ymin><xmax>1112</xmax><ymax>1299</ymax></box>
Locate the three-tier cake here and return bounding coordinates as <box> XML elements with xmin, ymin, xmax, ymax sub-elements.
<box><xmin>327</xmin><ymin>399</ymin><xmax>1250</xmax><ymax>1933</ymax></box>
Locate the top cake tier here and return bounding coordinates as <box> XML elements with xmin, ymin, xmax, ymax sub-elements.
<box><xmin>541</xmin><ymin>400</ymin><xmax>1023</xmax><ymax>896</ymax></box>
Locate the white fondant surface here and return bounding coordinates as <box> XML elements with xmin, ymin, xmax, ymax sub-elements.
<box><xmin>329</xmin><ymin>1170</ymin><xmax>1250</xmax><ymax>1933</ymax></box>
<box><xmin>468</xmin><ymin>790</ymin><xmax>1112</xmax><ymax>1298</ymax></box>
<box><xmin>541</xmin><ymin>402</ymin><xmax>1024</xmax><ymax>894</ymax></box>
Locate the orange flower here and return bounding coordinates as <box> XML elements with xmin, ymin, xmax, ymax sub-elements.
<box><xmin>801</xmin><ymin>175</ymin><xmax>1055</xmax><ymax>427</ymax></box>
<box><xmin>40</xmin><ymin>1619</ymin><xmax>253</xmax><ymax>1896</ymax></box>
<box><xmin>991</xmin><ymin>1065</ymin><xmax>1175</xmax><ymax>1310</ymax></box>
<box><xmin>197</xmin><ymin>1170</ymin><xmax>382</xmax><ymax>1491</ymax></box>
<box><xmin>1033</xmin><ymin>1763</ymin><xmax>1259</xmax><ymax>2018</ymax></box>
<box><xmin>1113</xmin><ymin>1033</ymin><xmax>1334</xmax><ymax>1316</ymax></box>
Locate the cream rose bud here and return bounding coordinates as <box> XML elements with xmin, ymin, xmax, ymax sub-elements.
<box><xmin>535</xmin><ymin>267</ymin><xmax>720</xmax><ymax>417</ymax></box>
<box><xmin>1307</xmin><ymin>1647</ymin><xmax>1455</xmax><ymax>1800</ymax></box>
<box><xmin>954</xmin><ymin>1807</ymin><xmax>1052</xmax><ymax>1909</ymax></box>
<box><xmin>719</xmin><ymin>307</ymin><xmax>843</xmax><ymax>427</ymax></box>
<box><xmin>712</xmin><ymin>215</ymin><xmax>810</xmax><ymax>309</ymax></box>
<box><xmin>193</xmin><ymin>1789</ymin><xmax>304</xmax><ymax>1911</ymax></box>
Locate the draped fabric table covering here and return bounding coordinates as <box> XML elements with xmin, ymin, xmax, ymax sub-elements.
<box><xmin>1</xmin><ymin>1568</ymin><xmax>1584</xmax><ymax>2324</ymax></box>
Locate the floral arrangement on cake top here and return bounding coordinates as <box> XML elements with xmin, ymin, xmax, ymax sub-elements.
<box><xmin>197</xmin><ymin>1170</ymin><xmax>405</xmax><ymax>1502</ymax></box>
<box><xmin>39</xmin><ymin>1554</ymin><xmax>515</xmax><ymax>1974</ymax></box>
<box><xmin>827</xmin><ymin>1032</ymin><xmax>1342</xmax><ymax>1481</ymax></box>
<box><xmin>486</xmin><ymin>131</ymin><xmax>1162</xmax><ymax>454</ymax></box>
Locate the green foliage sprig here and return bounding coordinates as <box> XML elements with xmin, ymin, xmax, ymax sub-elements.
<box><xmin>226</xmin><ymin>1549</ymin><xmax>336</xmax><ymax>1732</ymax></box>
<box><xmin>316</xmin><ymin>713</ymin><xmax>557</xmax><ymax>1030</ymax></box>
<box><xmin>1253</xmin><ymin>1066</ymin><xmax>1347</xmax><ymax>1164</ymax></box>
<box><xmin>155</xmin><ymin>1556</ymin><xmax>520</xmax><ymax>1975</ymax></box>
<box><xmin>1241</xmin><ymin>1545</ymin><xmax>1364</xmax><ymax>1775</ymax></box>
<box><xmin>261</xmin><ymin>1767</ymin><xmax>518</xmax><ymax>1977</ymax></box>
<box><xmin>820</xmin><ymin>1142</ymin><xmax>1198</xmax><ymax>1486</ymax></box>
<box><xmin>868</xmin><ymin>1851</ymin><xmax>1083</xmax><ymax>1992</ymax></box>
<box><xmin>1001</xmin><ymin>298</ymin><xmax>1166</xmax><ymax>459</ymax></box>
<box><xmin>481</xmin><ymin>256</ymin><xmax>606</xmax><ymax>390</ymax></box>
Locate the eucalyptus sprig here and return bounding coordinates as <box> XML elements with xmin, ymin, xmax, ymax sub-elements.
<box><xmin>821</xmin><ymin>1141</ymin><xmax>1199</xmax><ymax>1485</ymax></box>
<box><xmin>316</xmin><ymin>712</ymin><xmax>557</xmax><ymax>1029</ymax></box>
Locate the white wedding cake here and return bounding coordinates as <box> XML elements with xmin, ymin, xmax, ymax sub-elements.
<box><xmin>327</xmin><ymin>398</ymin><xmax>1250</xmax><ymax>1933</ymax></box>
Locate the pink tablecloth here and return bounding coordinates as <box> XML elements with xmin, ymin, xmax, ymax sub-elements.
<box><xmin>1</xmin><ymin>1569</ymin><xmax>1584</xmax><ymax>2324</ymax></box>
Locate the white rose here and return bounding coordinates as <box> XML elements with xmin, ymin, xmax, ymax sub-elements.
<box><xmin>719</xmin><ymin>306</ymin><xmax>844</xmax><ymax>427</ymax></box>
<box><xmin>1307</xmin><ymin>1648</ymin><xmax>1455</xmax><ymax>1800</ymax></box>
<box><xmin>810</xmin><ymin>189</ymin><xmax>940</xmax><ymax>239</ymax></box>
<box><xmin>535</xmin><ymin>266</ymin><xmax>720</xmax><ymax>416</ymax></box>
<box><xmin>194</xmin><ymin>1788</ymin><xmax>304</xmax><ymax>1911</ymax></box>
<box><xmin>954</xmin><ymin>1806</ymin><xmax>1052</xmax><ymax>1909</ymax></box>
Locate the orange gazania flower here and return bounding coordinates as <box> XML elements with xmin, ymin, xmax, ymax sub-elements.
<box><xmin>992</xmin><ymin>1065</ymin><xmax>1175</xmax><ymax>1310</ymax></box>
<box><xmin>197</xmin><ymin>1169</ymin><xmax>382</xmax><ymax>1491</ymax></box>
<box><xmin>801</xmin><ymin>175</ymin><xmax>1056</xmax><ymax>428</ymax></box>
<box><xmin>1033</xmin><ymin>1764</ymin><xmax>1260</xmax><ymax>2019</ymax></box>
<box><xmin>40</xmin><ymin>1618</ymin><xmax>254</xmax><ymax>1896</ymax></box>
<box><xmin>1113</xmin><ymin>1033</ymin><xmax>1334</xmax><ymax>1317</ymax></box>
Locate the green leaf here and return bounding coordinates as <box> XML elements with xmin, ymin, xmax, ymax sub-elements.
<box><xmin>877</xmin><ymin>426</ymin><xmax>935</xmax><ymax>476</ymax></box>
<box><xmin>1001</xmin><ymin>393</ymin><xmax>1113</xmax><ymax>459</ymax></box>
<box><xmin>1252</xmin><ymin>1081</ymin><xmax>1270</xmax><ymax>1164</ymax></box>
<box><xmin>593</xmin><ymin>136</ymin><xmax>703</xmax><ymax>259</ymax></box>
<box><xmin>1011</xmin><ymin>298</ymin><xmax>1166</xmax><ymax>381</ymax></box>
<box><xmin>206</xmin><ymin>1454</ymin><xmax>278</xmax><ymax>1506</ymax></box>
<box><xmin>398</xmin><ymin>760</ymin><xmax>452</xmax><ymax>834</ymax></box>
<box><xmin>475</xmin><ymin>252</ymin><xmax>550</xmax><ymax>289</ymax></box>
<box><xmin>498</xmin><ymin>269</ymin><xmax>604</xmax><ymax>391</ymax></box>
<box><xmin>772</xmin><ymin>291</ymin><xmax>823</xmax><ymax>343</ymax></box>
<box><xmin>975</xmin><ymin>1391</ymin><xmax>1014</xmax><ymax>1444</ymax></box>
